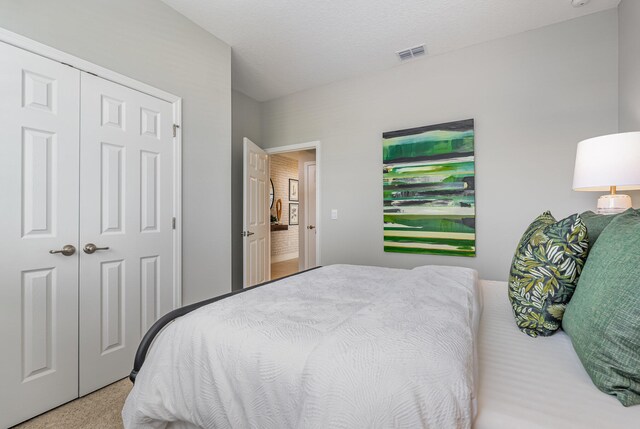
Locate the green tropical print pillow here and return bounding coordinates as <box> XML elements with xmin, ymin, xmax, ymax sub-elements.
<box><xmin>508</xmin><ymin>212</ymin><xmax>588</xmax><ymax>337</ymax></box>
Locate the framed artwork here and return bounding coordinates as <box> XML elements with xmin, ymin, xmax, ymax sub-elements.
<box><xmin>382</xmin><ymin>119</ymin><xmax>476</xmax><ymax>257</ymax></box>
<box><xmin>289</xmin><ymin>203</ymin><xmax>299</xmax><ymax>225</ymax></box>
<box><xmin>270</xmin><ymin>179</ymin><xmax>275</xmax><ymax>208</ymax></box>
<box><xmin>289</xmin><ymin>179</ymin><xmax>299</xmax><ymax>201</ymax></box>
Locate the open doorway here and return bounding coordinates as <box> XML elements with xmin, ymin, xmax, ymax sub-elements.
<box><xmin>241</xmin><ymin>140</ymin><xmax>320</xmax><ymax>289</ymax></box>
<box><xmin>267</xmin><ymin>147</ymin><xmax>318</xmax><ymax>280</ymax></box>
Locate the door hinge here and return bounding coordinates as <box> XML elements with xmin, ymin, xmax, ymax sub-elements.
<box><xmin>173</xmin><ymin>124</ymin><xmax>180</xmax><ymax>138</ymax></box>
<box><xmin>172</xmin><ymin>217</ymin><xmax>176</xmax><ymax>230</ymax></box>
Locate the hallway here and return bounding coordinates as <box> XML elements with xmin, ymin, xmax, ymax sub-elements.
<box><xmin>271</xmin><ymin>258</ymin><xmax>299</xmax><ymax>280</ymax></box>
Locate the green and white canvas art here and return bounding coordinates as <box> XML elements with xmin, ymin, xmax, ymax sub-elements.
<box><xmin>383</xmin><ymin>119</ymin><xmax>476</xmax><ymax>257</ymax></box>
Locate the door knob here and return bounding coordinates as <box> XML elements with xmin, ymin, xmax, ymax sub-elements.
<box><xmin>241</xmin><ymin>231</ymin><xmax>255</xmax><ymax>237</ymax></box>
<box><xmin>49</xmin><ymin>244</ymin><xmax>76</xmax><ymax>256</ymax></box>
<box><xmin>83</xmin><ymin>243</ymin><xmax>110</xmax><ymax>254</ymax></box>
<box><xmin>307</xmin><ymin>225</ymin><xmax>316</xmax><ymax>230</ymax></box>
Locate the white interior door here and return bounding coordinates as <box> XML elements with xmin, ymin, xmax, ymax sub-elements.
<box><xmin>304</xmin><ymin>162</ymin><xmax>317</xmax><ymax>269</ymax></box>
<box><xmin>243</xmin><ymin>138</ymin><xmax>270</xmax><ymax>287</ymax></box>
<box><xmin>79</xmin><ymin>73</ymin><xmax>175</xmax><ymax>395</ymax></box>
<box><xmin>0</xmin><ymin>41</ymin><xmax>80</xmax><ymax>428</ymax></box>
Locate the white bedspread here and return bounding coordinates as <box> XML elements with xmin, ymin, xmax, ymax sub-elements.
<box><xmin>123</xmin><ymin>264</ymin><xmax>479</xmax><ymax>429</ymax></box>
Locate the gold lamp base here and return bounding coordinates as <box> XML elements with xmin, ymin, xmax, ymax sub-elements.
<box><xmin>597</xmin><ymin>187</ymin><xmax>632</xmax><ymax>215</ymax></box>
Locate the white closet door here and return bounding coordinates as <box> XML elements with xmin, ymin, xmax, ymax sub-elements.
<box><xmin>79</xmin><ymin>73</ymin><xmax>175</xmax><ymax>395</ymax></box>
<box><xmin>0</xmin><ymin>42</ymin><xmax>80</xmax><ymax>428</ymax></box>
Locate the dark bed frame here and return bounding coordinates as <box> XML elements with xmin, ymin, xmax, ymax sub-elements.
<box><xmin>130</xmin><ymin>267</ymin><xmax>321</xmax><ymax>383</ymax></box>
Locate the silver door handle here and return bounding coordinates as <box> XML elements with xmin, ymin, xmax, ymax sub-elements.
<box><xmin>83</xmin><ymin>243</ymin><xmax>110</xmax><ymax>254</ymax></box>
<box><xmin>307</xmin><ymin>225</ymin><xmax>316</xmax><ymax>230</ymax></box>
<box><xmin>49</xmin><ymin>244</ymin><xmax>76</xmax><ymax>256</ymax></box>
<box><xmin>241</xmin><ymin>231</ymin><xmax>255</xmax><ymax>237</ymax></box>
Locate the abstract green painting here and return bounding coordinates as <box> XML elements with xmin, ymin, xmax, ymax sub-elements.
<box><xmin>383</xmin><ymin>119</ymin><xmax>475</xmax><ymax>257</ymax></box>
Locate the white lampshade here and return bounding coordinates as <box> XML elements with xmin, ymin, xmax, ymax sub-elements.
<box><xmin>573</xmin><ymin>132</ymin><xmax>640</xmax><ymax>192</ymax></box>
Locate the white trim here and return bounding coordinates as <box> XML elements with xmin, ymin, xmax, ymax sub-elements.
<box><xmin>265</xmin><ymin>141</ymin><xmax>321</xmax><ymax>267</ymax></box>
<box><xmin>265</xmin><ymin>141</ymin><xmax>319</xmax><ymax>155</ymax></box>
<box><xmin>242</xmin><ymin>139</ymin><xmax>248</xmax><ymax>288</ymax></box>
<box><xmin>173</xmin><ymin>99</ymin><xmax>183</xmax><ymax>307</ymax></box>
<box><xmin>267</xmin><ymin>158</ymin><xmax>272</xmax><ymax>281</ymax></box>
<box><xmin>0</xmin><ymin>28</ymin><xmax>183</xmax><ymax>308</ymax></box>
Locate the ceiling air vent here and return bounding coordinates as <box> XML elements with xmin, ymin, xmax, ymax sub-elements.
<box><xmin>396</xmin><ymin>44</ymin><xmax>426</xmax><ymax>61</ymax></box>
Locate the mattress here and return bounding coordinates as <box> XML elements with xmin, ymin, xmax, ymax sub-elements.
<box><xmin>123</xmin><ymin>264</ymin><xmax>481</xmax><ymax>429</ymax></box>
<box><xmin>474</xmin><ymin>281</ymin><xmax>640</xmax><ymax>429</ymax></box>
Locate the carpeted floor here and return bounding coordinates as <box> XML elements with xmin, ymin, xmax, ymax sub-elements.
<box><xmin>12</xmin><ymin>378</ymin><xmax>132</xmax><ymax>429</ymax></box>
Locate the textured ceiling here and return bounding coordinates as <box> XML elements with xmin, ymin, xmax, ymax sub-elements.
<box><xmin>161</xmin><ymin>0</ymin><xmax>620</xmax><ymax>101</ymax></box>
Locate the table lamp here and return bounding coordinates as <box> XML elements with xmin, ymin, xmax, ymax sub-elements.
<box><xmin>573</xmin><ymin>132</ymin><xmax>640</xmax><ymax>214</ymax></box>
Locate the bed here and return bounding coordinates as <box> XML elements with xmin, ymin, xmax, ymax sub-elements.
<box><xmin>123</xmin><ymin>266</ymin><xmax>640</xmax><ymax>429</ymax></box>
<box><xmin>123</xmin><ymin>264</ymin><xmax>481</xmax><ymax>428</ymax></box>
<box><xmin>475</xmin><ymin>280</ymin><xmax>640</xmax><ymax>429</ymax></box>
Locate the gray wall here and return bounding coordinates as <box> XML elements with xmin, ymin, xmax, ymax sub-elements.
<box><xmin>231</xmin><ymin>90</ymin><xmax>262</xmax><ymax>290</ymax></box>
<box><xmin>261</xmin><ymin>11</ymin><xmax>618</xmax><ymax>281</ymax></box>
<box><xmin>618</xmin><ymin>1</ymin><xmax>640</xmax><ymax>206</ymax></box>
<box><xmin>619</xmin><ymin>0</ymin><xmax>640</xmax><ymax>132</ymax></box>
<box><xmin>0</xmin><ymin>0</ymin><xmax>232</xmax><ymax>304</ymax></box>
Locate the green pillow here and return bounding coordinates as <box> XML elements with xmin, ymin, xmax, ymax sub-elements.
<box><xmin>581</xmin><ymin>209</ymin><xmax>640</xmax><ymax>249</ymax></box>
<box><xmin>508</xmin><ymin>212</ymin><xmax>588</xmax><ymax>337</ymax></box>
<box><xmin>563</xmin><ymin>208</ymin><xmax>640</xmax><ymax>407</ymax></box>
<box><xmin>580</xmin><ymin>210</ymin><xmax>617</xmax><ymax>250</ymax></box>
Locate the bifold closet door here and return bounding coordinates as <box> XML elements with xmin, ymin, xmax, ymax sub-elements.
<box><xmin>0</xmin><ymin>42</ymin><xmax>80</xmax><ymax>428</ymax></box>
<box><xmin>78</xmin><ymin>73</ymin><xmax>175</xmax><ymax>395</ymax></box>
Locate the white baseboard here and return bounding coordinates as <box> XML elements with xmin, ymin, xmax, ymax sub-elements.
<box><xmin>271</xmin><ymin>252</ymin><xmax>299</xmax><ymax>263</ymax></box>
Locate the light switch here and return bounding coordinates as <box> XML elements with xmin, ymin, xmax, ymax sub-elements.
<box><xmin>331</xmin><ymin>209</ymin><xmax>338</xmax><ymax>220</ymax></box>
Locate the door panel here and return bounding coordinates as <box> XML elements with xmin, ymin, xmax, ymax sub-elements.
<box><xmin>21</xmin><ymin>268</ymin><xmax>55</xmax><ymax>381</ymax></box>
<box><xmin>140</xmin><ymin>255</ymin><xmax>160</xmax><ymax>332</ymax></box>
<box><xmin>0</xmin><ymin>41</ymin><xmax>80</xmax><ymax>428</ymax></box>
<box><xmin>101</xmin><ymin>142</ymin><xmax>125</xmax><ymax>234</ymax></box>
<box><xmin>79</xmin><ymin>73</ymin><xmax>175</xmax><ymax>395</ymax></box>
<box><xmin>305</xmin><ymin>162</ymin><xmax>317</xmax><ymax>269</ymax></box>
<box><xmin>141</xmin><ymin>150</ymin><xmax>160</xmax><ymax>232</ymax></box>
<box><xmin>243</xmin><ymin>138</ymin><xmax>270</xmax><ymax>287</ymax></box>
<box><xmin>100</xmin><ymin>259</ymin><xmax>125</xmax><ymax>354</ymax></box>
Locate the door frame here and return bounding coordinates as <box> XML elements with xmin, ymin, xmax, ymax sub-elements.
<box><xmin>0</xmin><ymin>28</ymin><xmax>183</xmax><ymax>307</ymax></box>
<box><xmin>265</xmin><ymin>141</ymin><xmax>321</xmax><ymax>267</ymax></box>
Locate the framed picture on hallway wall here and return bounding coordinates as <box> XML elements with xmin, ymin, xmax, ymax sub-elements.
<box><xmin>289</xmin><ymin>203</ymin><xmax>299</xmax><ymax>225</ymax></box>
<box><xmin>289</xmin><ymin>179</ymin><xmax>299</xmax><ymax>201</ymax></box>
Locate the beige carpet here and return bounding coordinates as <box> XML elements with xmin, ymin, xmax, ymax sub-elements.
<box><xmin>12</xmin><ymin>378</ymin><xmax>132</xmax><ymax>429</ymax></box>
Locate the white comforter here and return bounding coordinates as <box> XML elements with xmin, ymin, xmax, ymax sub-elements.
<box><xmin>123</xmin><ymin>264</ymin><xmax>479</xmax><ymax>429</ymax></box>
